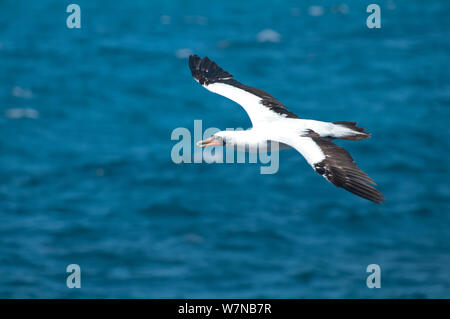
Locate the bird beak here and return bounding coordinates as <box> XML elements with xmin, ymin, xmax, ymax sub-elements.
<box><xmin>196</xmin><ymin>136</ymin><xmax>222</xmax><ymax>148</ymax></box>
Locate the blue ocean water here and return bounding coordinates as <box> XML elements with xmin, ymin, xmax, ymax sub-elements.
<box><xmin>0</xmin><ymin>0</ymin><xmax>449</xmax><ymax>298</ymax></box>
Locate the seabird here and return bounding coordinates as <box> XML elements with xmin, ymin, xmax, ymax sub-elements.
<box><xmin>189</xmin><ymin>55</ymin><xmax>384</xmax><ymax>203</ymax></box>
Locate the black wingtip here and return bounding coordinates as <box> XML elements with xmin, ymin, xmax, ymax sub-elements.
<box><xmin>335</xmin><ymin>181</ymin><xmax>384</xmax><ymax>204</ymax></box>
<box><xmin>307</xmin><ymin>133</ymin><xmax>385</xmax><ymax>204</ymax></box>
<box><xmin>188</xmin><ymin>55</ymin><xmax>233</xmax><ymax>85</ymax></box>
<box><xmin>188</xmin><ymin>54</ymin><xmax>201</xmax><ymax>76</ymax></box>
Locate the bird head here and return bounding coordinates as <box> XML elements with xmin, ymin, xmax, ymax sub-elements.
<box><xmin>196</xmin><ymin>132</ymin><xmax>227</xmax><ymax>148</ymax></box>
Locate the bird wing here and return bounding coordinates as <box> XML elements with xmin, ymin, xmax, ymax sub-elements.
<box><xmin>275</xmin><ymin>130</ymin><xmax>384</xmax><ymax>203</ymax></box>
<box><xmin>188</xmin><ymin>55</ymin><xmax>299</xmax><ymax>126</ymax></box>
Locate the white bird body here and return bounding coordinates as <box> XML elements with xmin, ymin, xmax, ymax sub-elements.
<box><xmin>189</xmin><ymin>55</ymin><xmax>384</xmax><ymax>203</ymax></box>
<box><xmin>215</xmin><ymin>120</ymin><xmax>339</xmax><ymax>152</ymax></box>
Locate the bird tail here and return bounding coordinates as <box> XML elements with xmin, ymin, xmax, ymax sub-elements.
<box><xmin>332</xmin><ymin>121</ymin><xmax>371</xmax><ymax>140</ymax></box>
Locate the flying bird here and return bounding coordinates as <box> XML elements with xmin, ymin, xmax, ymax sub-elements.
<box><xmin>189</xmin><ymin>55</ymin><xmax>384</xmax><ymax>203</ymax></box>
